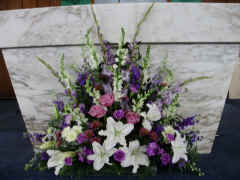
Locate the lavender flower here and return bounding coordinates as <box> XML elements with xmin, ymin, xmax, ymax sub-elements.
<box><xmin>41</xmin><ymin>152</ymin><xmax>48</xmax><ymax>161</ymax></box>
<box><xmin>78</xmin><ymin>147</ymin><xmax>93</xmax><ymax>164</ymax></box>
<box><xmin>176</xmin><ymin>116</ymin><xmax>196</xmax><ymax>130</ymax></box>
<box><xmin>130</xmin><ymin>83</ymin><xmax>140</xmax><ymax>93</ymax></box>
<box><xmin>131</xmin><ymin>65</ymin><xmax>141</xmax><ymax>81</ymax></box>
<box><xmin>163</xmin><ymin>92</ymin><xmax>172</xmax><ymax>105</ymax></box>
<box><xmin>79</xmin><ymin>103</ymin><xmax>86</xmax><ymax>114</ymax></box>
<box><xmin>161</xmin><ymin>153</ymin><xmax>171</xmax><ymax>166</ymax></box>
<box><xmin>178</xmin><ymin>159</ymin><xmax>186</xmax><ymax>168</ymax></box>
<box><xmin>113</xmin><ymin>109</ymin><xmax>125</xmax><ymax>120</ymax></box>
<box><xmin>54</xmin><ymin>100</ymin><xmax>64</xmax><ymax>112</ymax></box>
<box><xmin>78</xmin><ymin>151</ymin><xmax>85</xmax><ymax>162</ymax></box>
<box><xmin>77</xmin><ymin>133</ymin><xmax>86</xmax><ymax>144</ymax></box>
<box><xmin>113</xmin><ymin>150</ymin><xmax>125</xmax><ymax>162</ymax></box>
<box><xmin>103</xmin><ymin>83</ymin><xmax>113</xmax><ymax>94</ymax></box>
<box><xmin>34</xmin><ymin>133</ymin><xmax>44</xmax><ymax>143</ymax></box>
<box><xmin>77</xmin><ymin>73</ymin><xmax>87</xmax><ymax>86</ymax></box>
<box><xmin>146</xmin><ymin>142</ymin><xmax>159</xmax><ymax>157</ymax></box>
<box><xmin>64</xmin><ymin>114</ymin><xmax>72</xmax><ymax>125</ymax></box>
<box><xmin>65</xmin><ymin>157</ymin><xmax>72</xmax><ymax>166</ymax></box>
<box><xmin>155</xmin><ymin>125</ymin><xmax>164</xmax><ymax>133</ymax></box>
<box><xmin>167</xmin><ymin>134</ymin><xmax>175</xmax><ymax>142</ymax></box>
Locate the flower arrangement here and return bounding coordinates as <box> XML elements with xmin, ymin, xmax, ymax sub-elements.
<box><xmin>25</xmin><ymin>4</ymin><xmax>206</xmax><ymax>177</ymax></box>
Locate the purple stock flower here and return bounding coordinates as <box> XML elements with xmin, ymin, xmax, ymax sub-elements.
<box><xmin>77</xmin><ymin>73</ymin><xmax>87</xmax><ymax>86</ymax></box>
<box><xmin>104</xmin><ymin>43</ymin><xmax>115</xmax><ymax>65</ymax></box>
<box><xmin>71</xmin><ymin>91</ymin><xmax>77</xmax><ymax>98</ymax></box>
<box><xmin>177</xmin><ymin>116</ymin><xmax>196</xmax><ymax>130</ymax></box>
<box><xmin>41</xmin><ymin>152</ymin><xmax>48</xmax><ymax>161</ymax></box>
<box><xmin>130</xmin><ymin>83</ymin><xmax>140</xmax><ymax>93</ymax></box>
<box><xmin>78</xmin><ymin>151</ymin><xmax>85</xmax><ymax>162</ymax></box>
<box><xmin>113</xmin><ymin>109</ymin><xmax>125</xmax><ymax>120</ymax></box>
<box><xmin>78</xmin><ymin>147</ymin><xmax>93</xmax><ymax>164</ymax></box>
<box><xmin>157</xmin><ymin>147</ymin><xmax>164</xmax><ymax>155</ymax></box>
<box><xmin>79</xmin><ymin>103</ymin><xmax>86</xmax><ymax>114</ymax></box>
<box><xmin>85</xmin><ymin>148</ymin><xmax>94</xmax><ymax>164</ymax></box>
<box><xmin>178</xmin><ymin>159</ymin><xmax>186</xmax><ymax>168</ymax></box>
<box><xmin>155</xmin><ymin>125</ymin><xmax>164</xmax><ymax>133</ymax></box>
<box><xmin>163</xmin><ymin>92</ymin><xmax>172</xmax><ymax>105</ymax></box>
<box><xmin>65</xmin><ymin>157</ymin><xmax>72</xmax><ymax>166</ymax></box>
<box><xmin>167</xmin><ymin>134</ymin><xmax>175</xmax><ymax>142</ymax></box>
<box><xmin>161</xmin><ymin>153</ymin><xmax>171</xmax><ymax>166</ymax></box>
<box><xmin>103</xmin><ymin>83</ymin><xmax>113</xmax><ymax>94</ymax></box>
<box><xmin>146</xmin><ymin>142</ymin><xmax>159</xmax><ymax>157</ymax></box>
<box><xmin>77</xmin><ymin>133</ymin><xmax>87</xmax><ymax>144</ymax></box>
<box><xmin>54</xmin><ymin>100</ymin><xmax>64</xmax><ymax>112</ymax></box>
<box><xmin>131</xmin><ymin>65</ymin><xmax>141</xmax><ymax>81</ymax></box>
<box><xmin>114</xmin><ymin>150</ymin><xmax>125</xmax><ymax>162</ymax></box>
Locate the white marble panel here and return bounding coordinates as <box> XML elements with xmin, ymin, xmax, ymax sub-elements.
<box><xmin>2</xmin><ymin>44</ymin><xmax>238</xmax><ymax>153</ymax></box>
<box><xmin>0</xmin><ymin>3</ymin><xmax>240</xmax><ymax>48</ymax></box>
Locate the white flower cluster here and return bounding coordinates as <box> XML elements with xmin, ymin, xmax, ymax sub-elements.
<box><xmin>84</xmin><ymin>104</ymin><xmax>188</xmax><ymax>174</ymax></box>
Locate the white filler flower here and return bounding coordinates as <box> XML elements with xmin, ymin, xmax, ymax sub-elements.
<box><xmin>171</xmin><ymin>132</ymin><xmax>188</xmax><ymax>164</ymax></box>
<box><xmin>121</xmin><ymin>140</ymin><xmax>149</xmax><ymax>173</ymax></box>
<box><xmin>87</xmin><ymin>141</ymin><xmax>116</xmax><ymax>171</ymax></box>
<box><xmin>47</xmin><ymin>150</ymin><xmax>74</xmax><ymax>175</ymax></box>
<box><xmin>141</xmin><ymin>103</ymin><xmax>161</xmax><ymax>131</ymax></box>
<box><xmin>61</xmin><ymin>126</ymin><xmax>82</xmax><ymax>143</ymax></box>
<box><xmin>99</xmin><ymin>117</ymin><xmax>134</xmax><ymax>150</ymax></box>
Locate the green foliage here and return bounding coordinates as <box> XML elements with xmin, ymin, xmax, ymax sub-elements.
<box><xmin>180</xmin><ymin>76</ymin><xmax>212</xmax><ymax>87</ymax></box>
<box><xmin>133</xmin><ymin>3</ymin><xmax>155</xmax><ymax>42</ymax></box>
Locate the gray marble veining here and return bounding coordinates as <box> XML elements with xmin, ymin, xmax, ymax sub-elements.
<box><xmin>3</xmin><ymin>44</ymin><xmax>238</xmax><ymax>153</ymax></box>
<box><xmin>0</xmin><ymin>3</ymin><xmax>240</xmax><ymax>49</ymax></box>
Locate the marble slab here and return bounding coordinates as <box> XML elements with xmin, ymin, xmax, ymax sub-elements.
<box><xmin>0</xmin><ymin>3</ymin><xmax>240</xmax><ymax>49</ymax></box>
<box><xmin>2</xmin><ymin>44</ymin><xmax>238</xmax><ymax>153</ymax></box>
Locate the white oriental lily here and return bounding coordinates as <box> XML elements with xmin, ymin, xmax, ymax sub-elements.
<box><xmin>121</xmin><ymin>140</ymin><xmax>149</xmax><ymax>174</ymax></box>
<box><xmin>171</xmin><ymin>132</ymin><xmax>188</xmax><ymax>164</ymax></box>
<box><xmin>99</xmin><ymin>117</ymin><xmax>134</xmax><ymax>150</ymax></box>
<box><xmin>46</xmin><ymin>150</ymin><xmax>75</xmax><ymax>175</ymax></box>
<box><xmin>87</xmin><ymin>141</ymin><xmax>116</xmax><ymax>171</ymax></box>
<box><xmin>140</xmin><ymin>103</ymin><xmax>161</xmax><ymax>131</ymax></box>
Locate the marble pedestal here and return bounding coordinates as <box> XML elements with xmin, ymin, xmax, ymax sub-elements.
<box><xmin>0</xmin><ymin>3</ymin><xmax>240</xmax><ymax>153</ymax></box>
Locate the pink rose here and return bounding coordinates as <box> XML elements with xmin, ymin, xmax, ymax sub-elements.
<box><xmin>99</xmin><ymin>93</ymin><xmax>114</xmax><ymax>107</ymax></box>
<box><xmin>126</xmin><ymin>111</ymin><xmax>140</xmax><ymax>124</ymax></box>
<box><xmin>88</xmin><ymin>105</ymin><xmax>107</xmax><ymax>118</ymax></box>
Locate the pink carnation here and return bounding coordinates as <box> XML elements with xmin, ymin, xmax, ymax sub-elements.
<box><xmin>126</xmin><ymin>111</ymin><xmax>140</xmax><ymax>124</ymax></box>
<box><xmin>99</xmin><ymin>93</ymin><xmax>114</xmax><ymax>107</ymax></box>
<box><xmin>88</xmin><ymin>105</ymin><xmax>107</xmax><ymax>118</ymax></box>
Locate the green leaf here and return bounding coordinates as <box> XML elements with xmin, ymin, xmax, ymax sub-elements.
<box><xmin>180</xmin><ymin>76</ymin><xmax>212</xmax><ymax>87</ymax></box>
